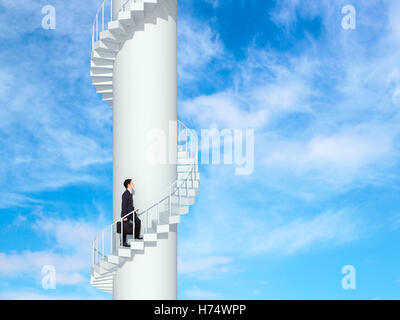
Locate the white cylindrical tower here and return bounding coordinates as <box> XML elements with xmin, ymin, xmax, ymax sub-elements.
<box><xmin>112</xmin><ymin>0</ymin><xmax>178</xmax><ymax>299</ymax></box>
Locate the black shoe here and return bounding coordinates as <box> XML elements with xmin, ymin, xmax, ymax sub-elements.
<box><xmin>122</xmin><ymin>242</ymin><xmax>130</xmax><ymax>247</ymax></box>
<box><xmin>135</xmin><ymin>236</ymin><xmax>143</xmax><ymax>240</ymax></box>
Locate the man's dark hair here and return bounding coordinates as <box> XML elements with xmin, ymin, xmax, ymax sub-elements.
<box><xmin>123</xmin><ymin>179</ymin><xmax>132</xmax><ymax>189</ymax></box>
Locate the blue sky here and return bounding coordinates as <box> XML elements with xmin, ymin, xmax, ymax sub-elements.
<box><xmin>0</xmin><ymin>0</ymin><xmax>400</xmax><ymax>299</ymax></box>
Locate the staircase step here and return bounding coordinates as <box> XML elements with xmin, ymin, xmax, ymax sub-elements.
<box><xmin>177</xmin><ymin>151</ymin><xmax>189</xmax><ymax>158</ymax></box>
<box><xmin>177</xmin><ymin>164</ymin><xmax>198</xmax><ymax>173</ymax></box>
<box><xmin>163</xmin><ymin>203</ymin><xmax>189</xmax><ymax>215</ymax></box>
<box><xmin>90</xmin><ymin>66</ymin><xmax>114</xmax><ymax>75</ymax></box>
<box><xmin>96</xmin><ymin>85</ymin><xmax>113</xmax><ymax>94</ymax></box>
<box><xmin>91</xmin><ymin>277</ymin><xmax>113</xmax><ymax>285</ymax></box>
<box><xmin>144</xmin><ymin>0</ymin><xmax>158</xmax><ymax>11</ymax></box>
<box><xmin>151</xmin><ymin>219</ymin><xmax>170</xmax><ymax>234</ymax></box>
<box><xmin>91</xmin><ymin>73</ymin><xmax>113</xmax><ymax>81</ymax></box>
<box><xmin>92</xmin><ymin>76</ymin><xmax>113</xmax><ymax>85</ymax></box>
<box><xmin>159</xmin><ymin>211</ymin><xmax>180</xmax><ymax>224</ymax></box>
<box><xmin>90</xmin><ymin>62</ymin><xmax>114</xmax><ymax>75</ymax></box>
<box><xmin>177</xmin><ymin>158</ymin><xmax>196</xmax><ymax>165</ymax></box>
<box><xmin>91</xmin><ymin>277</ymin><xmax>114</xmax><ymax>286</ymax></box>
<box><xmin>94</xmin><ymin>283</ymin><xmax>112</xmax><ymax>289</ymax></box>
<box><xmin>178</xmin><ymin>180</ymin><xmax>200</xmax><ymax>189</ymax></box>
<box><xmin>103</xmin><ymin>95</ymin><xmax>113</xmax><ymax>102</ymax></box>
<box><xmin>92</xmin><ymin>269</ymin><xmax>115</xmax><ymax>280</ymax></box>
<box><xmin>143</xmin><ymin>230</ymin><xmax>157</xmax><ymax>242</ymax></box>
<box><xmin>100</xmin><ymin>30</ymin><xmax>127</xmax><ymax>43</ymax></box>
<box><xmin>108</xmin><ymin>20</ymin><xmax>132</xmax><ymax>35</ymax></box>
<box><xmin>92</xmin><ymin>264</ymin><xmax>105</xmax><ymax>275</ymax></box>
<box><xmin>102</xmin><ymin>92</ymin><xmax>113</xmax><ymax>100</ymax></box>
<box><xmin>91</xmin><ymin>60</ymin><xmax>114</xmax><ymax>69</ymax></box>
<box><xmin>169</xmin><ymin>214</ymin><xmax>180</xmax><ymax>224</ymax></box>
<box><xmin>177</xmin><ymin>186</ymin><xmax>198</xmax><ymax>197</ymax></box>
<box><xmin>99</xmin><ymin>259</ymin><xmax>117</xmax><ymax>271</ymax></box>
<box><xmin>93</xmin><ymin>284</ymin><xmax>113</xmax><ymax>291</ymax></box>
<box><xmin>157</xmin><ymin>223</ymin><xmax>170</xmax><ymax>233</ymax></box>
<box><xmin>94</xmin><ymin>40</ymin><xmax>120</xmax><ymax>53</ymax></box>
<box><xmin>91</xmin><ymin>50</ymin><xmax>117</xmax><ymax>60</ymax></box>
<box><xmin>107</xmin><ymin>254</ymin><xmax>121</xmax><ymax>264</ymax></box>
<box><xmin>171</xmin><ymin>195</ymin><xmax>195</xmax><ymax>206</ymax></box>
<box><xmin>91</xmin><ymin>57</ymin><xmax>114</xmax><ymax>66</ymax></box>
<box><xmin>97</xmin><ymin>88</ymin><xmax>113</xmax><ymax>94</ymax></box>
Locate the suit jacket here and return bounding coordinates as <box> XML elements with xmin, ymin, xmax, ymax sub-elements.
<box><xmin>121</xmin><ymin>189</ymin><xmax>135</xmax><ymax>221</ymax></box>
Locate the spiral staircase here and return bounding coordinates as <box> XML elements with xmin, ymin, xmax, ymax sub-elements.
<box><xmin>89</xmin><ymin>0</ymin><xmax>200</xmax><ymax>295</ymax></box>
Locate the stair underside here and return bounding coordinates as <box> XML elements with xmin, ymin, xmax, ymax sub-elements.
<box><xmin>90</xmin><ymin>1</ymin><xmax>199</xmax><ymax>295</ymax></box>
<box><xmin>90</xmin><ymin>153</ymin><xmax>199</xmax><ymax>293</ymax></box>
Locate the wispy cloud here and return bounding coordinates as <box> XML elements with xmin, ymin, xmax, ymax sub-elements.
<box><xmin>0</xmin><ymin>0</ymin><xmax>112</xmax><ymax>200</ymax></box>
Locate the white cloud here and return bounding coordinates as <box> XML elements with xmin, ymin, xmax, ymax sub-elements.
<box><xmin>262</xmin><ymin>125</ymin><xmax>398</xmax><ymax>186</ymax></box>
<box><xmin>247</xmin><ymin>209</ymin><xmax>359</xmax><ymax>255</ymax></box>
<box><xmin>178</xmin><ymin>16</ymin><xmax>227</xmax><ymax>83</ymax></box>
<box><xmin>203</xmin><ymin>0</ymin><xmax>219</xmax><ymax>9</ymax></box>
<box><xmin>0</xmin><ymin>193</ymin><xmax>45</xmax><ymax>209</ymax></box>
<box><xmin>180</xmin><ymin>47</ymin><xmax>317</xmax><ymax>131</ymax></box>
<box><xmin>0</xmin><ymin>211</ymin><xmax>108</xmax><ymax>293</ymax></box>
<box><xmin>0</xmin><ymin>250</ymin><xmax>87</xmax><ymax>278</ymax></box>
<box><xmin>182</xmin><ymin>286</ymin><xmax>222</xmax><ymax>299</ymax></box>
<box><xmin>182</xmin><ymin>91</ymin><xmax>269</xmax><ymax>129</ymax></box>
<box><xmin>178</xmin><ymin>169</ymin><xmax>364</xmax><ymax>268</ymax></box>
<box><xmin>269</xmin><ymin>0</ymin><xmax>321</xmax><ymax>30</ymax></box>
<box><xmin>387</xmin><ymin>0</ymin><xmax>400</xmax><ymax>44</ymax></box>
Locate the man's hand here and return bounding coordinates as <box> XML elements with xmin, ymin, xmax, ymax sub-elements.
<box><xmin>123</xmin><ymin>218</ymin><xmax>128</xmax><ymax>221</ymax></box>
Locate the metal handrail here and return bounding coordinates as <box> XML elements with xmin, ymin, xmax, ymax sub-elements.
<box><xmin>136</xmin><ymin>121</ymin><xmax>198</xmax><ymax>214</ymax></box>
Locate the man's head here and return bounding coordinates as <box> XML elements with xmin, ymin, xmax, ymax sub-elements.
<box><xmin>123</xmin><ymin>179</ymin><xmax>134</xmax><ymax>190</ymax></box>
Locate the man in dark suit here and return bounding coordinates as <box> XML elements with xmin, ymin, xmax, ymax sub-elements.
<box><xmin>121</xmin><ymin>179</ymin><xmax>142</xmax><ymax>247</ymax></box>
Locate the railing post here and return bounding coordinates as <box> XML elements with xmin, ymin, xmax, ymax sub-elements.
<box><xmin>110</xmin><ymin>225</ymin><xmax>113</xmax><ymax>255</ymax></box>
<box><xmin>96</xmin><ymin>15</ymin><xmax>98</xmax><ymax>42</ymax></box>
<box><xmin>96</xmin><ymin>237</ymin><xmax>99</xmax><ymax>264</ymax></box>
<box><xmin>102</xmin><ymin>3</ymin><xmax>104</xmax><ymax>32</ymax></box>
<box><xmin>145</xmin><ymin>211</ymin><xmax>148</xmax><ymax>233</ymax></box>
<box><xmin>178</xmin><ymin>180</ymin><xmax>181</xmax><ymax>208</ymax></box>
<box><xmin>186</xmin><ymin>169</ymin><xmax>189</xmax><ymax>196</ymax></box>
